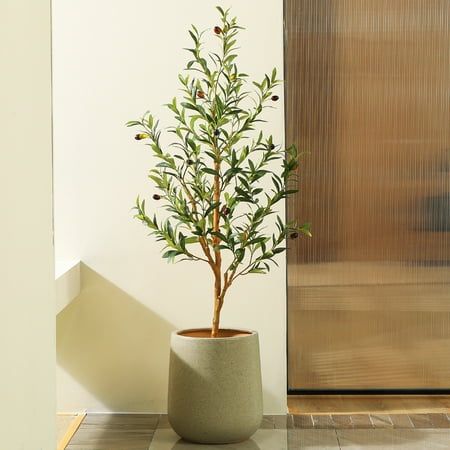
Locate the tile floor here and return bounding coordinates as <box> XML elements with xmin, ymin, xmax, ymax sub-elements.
<box><xmin>150</xmin><ymin>423</ymin><xmax>450</xmax><ymax>450</ymax></box>
<box><xmin>66</xmin><ymin>413</ymin><xmax>450</xmax><ymax>449</ymax></box>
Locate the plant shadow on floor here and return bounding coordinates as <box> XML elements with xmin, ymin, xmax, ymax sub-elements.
<box><xmin>57</xmin><ymin>263</ymin><xmax>176</xmax><ymax>413</ymax></box>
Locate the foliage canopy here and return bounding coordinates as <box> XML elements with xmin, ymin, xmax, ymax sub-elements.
<box><xmin>127</xmin><ymin>7</ymin><xmax>310</xmax><ymax>336</ymax></box>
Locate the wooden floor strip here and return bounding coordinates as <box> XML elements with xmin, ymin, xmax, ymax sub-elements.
<box><xmin>288</xmin><ymin>395</ymin><xmax>450</xmax><ymax>415</ymax></box>
<box><xmin>57</xmin><ymin>413</ymin><xmax>86</xmax><ymax>450</ymax></box>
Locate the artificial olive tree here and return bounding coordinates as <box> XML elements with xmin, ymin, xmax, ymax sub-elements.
<box><xmin>128</xmin><ymin>7</ymin><xmax>310</xmax><ymax>337</ymax></box>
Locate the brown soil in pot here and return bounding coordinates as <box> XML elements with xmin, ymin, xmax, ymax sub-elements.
<box><xmin>178</xmin><ymin>328</ymin><xmax>252</xmax><ymax>338</ymax></box>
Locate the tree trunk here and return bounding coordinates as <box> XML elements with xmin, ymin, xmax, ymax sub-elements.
<box><xmin>211</xmin><ymin>269</ymin><xmax>222</xmax><ymax>337</ymax></box>
<box><xmin>211</xmin><ymin>153</ymin><xmax>222</xmax><ymax>337</ymax></box>
<box><xmin>211</xmin><ymin>296</ymin><xmax>221</xmax><ymax>337</ymax></box>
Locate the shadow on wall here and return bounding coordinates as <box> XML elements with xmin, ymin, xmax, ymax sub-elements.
<box><xmin>57</xmin><ymin>263</ymin><xmax>175</xmax><ymax>412</ymax></box>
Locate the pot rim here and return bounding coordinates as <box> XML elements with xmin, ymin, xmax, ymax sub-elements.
<box><xmin>173</xmin><ymin>327</ymin><xmax>258</xmax><ymax>340</ymax></box>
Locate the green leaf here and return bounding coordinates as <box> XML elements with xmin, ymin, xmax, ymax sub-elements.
<box><xmin>298</xmin><ymin>222</ymin><xmax>312</xmax><ymax>237</ymax></box>
<box><xmin>201</xmin><ymin>167</ymin><xmax>220</xmax><ymax>176</ymax></box>
<box><xmin>162</xmin><ymin>250</ymin><xmax>182</xmax><ymax>260</ymax></box>
<box><xmin>125</xmin><ymin>120</ymin><xmax>141</xmax><ymax>127</ymax></box>
<box><xmin>211</xmin><ymin>231</ymin><xmax>227</xmax><ymax>241</ymax></box>
<box><xmin>188</xmin><ymin>30</ymin><xmax>198</xmax><ymax>44</ymax></box>
<box><xmin>204</xmin><ymin>201</ymin><xmax>220</xmax><ymax>216</ymax></box>
<box><xmin>249</xmin><ymin>268</ymin><xmax>266</xmax><ymax>274</ymax></box>
<box><xmin>181</xmin><ymin>102</ymin><xmax>200</xmax><ymax>112</ymax></box>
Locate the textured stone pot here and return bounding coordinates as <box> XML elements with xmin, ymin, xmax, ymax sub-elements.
<box><xmin>168</xmin><ymin>328</ymin><xmax>263</xmax><ymax>444</ymax></box>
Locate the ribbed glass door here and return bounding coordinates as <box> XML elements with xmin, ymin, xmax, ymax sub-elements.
<box><xmin>285</xmin><ymin>0</ymin><xmax>450</xmax><ymax>390</ymax></box>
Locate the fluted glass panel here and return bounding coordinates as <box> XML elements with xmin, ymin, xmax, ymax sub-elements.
<box><xmin>285</xmin><ymin>0</ymin><xmax>450</xmax><ymax>389</ymax></box>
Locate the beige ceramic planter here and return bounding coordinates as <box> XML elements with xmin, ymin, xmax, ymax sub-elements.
<box><xmin>168</xmin><ymin>328</ymin><xmax>263</xmax><ymax>444</ymax></box>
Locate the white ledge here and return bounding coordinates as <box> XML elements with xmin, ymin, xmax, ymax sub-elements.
<box><xmin>55</xmin><ymin>260</ymin><xmax>81</xmax><ymax>314</ymax></box>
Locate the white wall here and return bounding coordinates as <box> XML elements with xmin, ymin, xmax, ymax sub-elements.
<box><xmin>0</xmin><ymin>1</ymin><xmax>55</xmax><ymax>448</ymax></box>
<box><xmin>53</xmin><ymin>0</ymin><xmax>286</xmax><ymax>414</ymax></box>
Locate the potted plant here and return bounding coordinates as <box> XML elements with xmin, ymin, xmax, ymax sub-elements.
<box><xmin>127</xmin><ymin>6</ymin><xmax>310</xmax><ymax>444</ymax></box>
